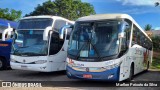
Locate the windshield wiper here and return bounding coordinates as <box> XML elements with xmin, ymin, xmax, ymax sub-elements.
<box><xmin>21</xmin><ymin>52</ymin><xmax>45</xmax><ymax>56</ymax></box>
<box><xmin>87</xmin><ymin>39</ymin><xmax>102</xmax><ymax>61</ymax></box>
<box><xmin>19</xmin><ymin>46</ymin><xmax>29</xmax><ymax>48</ymax></box>
<box><xmin>13</xmin><ymin>46</ymin><xmax>29</xmax><ymax>55</ymax></box>
<box><xmin>75</xmin><ymin>39</ymin><xmax>102</xmax><ymax>61</ymax></box>
<box><xmin>75</xmin><ymin>42</ymin><xmax>88</xmax><ymax>60</ymax></box>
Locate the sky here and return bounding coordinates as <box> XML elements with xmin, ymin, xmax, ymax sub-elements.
<box><xmin>0</xmin><ymin>0</ymin><xmax>160</xmax><ymax>30</ymax></box>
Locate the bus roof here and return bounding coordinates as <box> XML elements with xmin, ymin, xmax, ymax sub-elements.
<box><xmin>77</xmin><ymin>14</ymin><xmax>152</xmax><ymax>41</ymax></box>
<box><xmin>0</xmin><ymin>18</ymin><xmax>17</xmax><ymax>28</ymax></box>
<box><xmin>22</xmin><ymin>15</ymin><xmax>75</xmax><ymax>24</ymax></box>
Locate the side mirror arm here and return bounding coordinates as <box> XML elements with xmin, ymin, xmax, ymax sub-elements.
<box><xmin>2</xmin><ymin>23</ymin><xmax>13</xmax><ymax>41</ymax></box>
<box><xmin>59</xmin><ymin>25</ymin><xmax>73</xmax><ymax>39</ymax></box>
<box><xmin>43</xmin><ymin>26</ymin><xmax>52</xmax><ymax>41</ymax></box>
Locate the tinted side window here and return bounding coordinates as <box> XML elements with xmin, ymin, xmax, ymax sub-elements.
<box><xmin>0</xmin><ymin>33</ymin><xmax>2</xmax><ymax>40</ymax></box>
<box><xmin>120</xmin><ymin>20</ymin><xmax>131</xmax><ymax>55</ymax></box>
<box><xmin>66</xmin><ymin>22</ymin><xmax>74</xmax><ymax>40</ymax></box>
<box><xmin>54</xmin><ymin>20</ymin><xmax>66</xmax><ymax>32</ymax></box>
<box><xmin>124</xmin><ymin>19</ymin><xmax>132</xmax><ymax>48</ymax></box>
<box><xmin>132</xmin><ymin>25</ymin><xmax>139</xmax><ymax>45</ymax></box>
<box><xmin>49</xmin><ymin>32</ymin><xmax>64</xmax><ymax>55</ymax></box>
<box><xmin>49</xmin><ymin>32</ymin><xmax>58</xmax><ymax>55</ymax></box>
<box><xmin>132</xmin><ymin>25</ymin><xmax>152</xmax><ymax>50</ymax></box>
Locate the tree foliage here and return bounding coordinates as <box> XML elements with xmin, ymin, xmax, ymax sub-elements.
<box><xmin>0</xmin><ymin>8</ymin><xmax>22</xmax><ymax>21</ymax></box>
<box><xmin>152</xmin><ymin>36</ymin><xmax>160</xmax><ymax>51</ymax></box>
<box><xmin>144</xmin><ymin>24</ymin><xmax>152</xmax><ymax>31</ymax></box>
<box><xmin>155</xmin><ymin>2</ymin><xmax>159</xmax><ymax>7</ymax></box>
<box><xmin>25</xmin><ymin>0</ymin><xmax>95</xmax><ymax>20</ymax></box>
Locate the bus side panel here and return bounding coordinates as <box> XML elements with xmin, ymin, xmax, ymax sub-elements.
<box><xmin>47</xmin><ymin>40</ymin><xmax>68</xmax><ymax>71</ymax></box>
<box><xmin>119</xmin><ymin>48</ymin><xmax>134</xmax><ymax>81</ymax></box>
<box><xmin>0</xmin><ymin>41</ymin><xmax>12</xmax><ymax>66</ymax></box>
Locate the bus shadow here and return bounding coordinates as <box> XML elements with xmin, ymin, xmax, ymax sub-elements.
<box><xmin>16</xmin><ymin>70</ymin><xmax>66</xmax><ymax>77</ymax></box>
<box><xmin>131</xmin><ymin>70</ymin><xmax>160</xmax><ymax>81</ymax></box>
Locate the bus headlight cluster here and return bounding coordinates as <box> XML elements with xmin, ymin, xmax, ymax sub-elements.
<box><xmin>34</xmin><ymin>60</ymin><xmax>47</xmax><ymax>64</ymax></box>
<box><xmin>10</xmin><ymin>59</ymin><xmax>16</xmax><ymax>62</ymax></box>
<box><xmin>103</xmin><ymin>61</ymin><xmax>122</xmax><ymax>70</ymax></box>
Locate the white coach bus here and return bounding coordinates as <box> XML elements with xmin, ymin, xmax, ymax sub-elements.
<box><xmin>60</xmin><ymin>14</ymin><xmax>153</xmax><ymax>81</ymax></box>
<box><xmin>10</xmin><ymin>15</ymin><xmax>74</xmax><ymax>72</ymax></box>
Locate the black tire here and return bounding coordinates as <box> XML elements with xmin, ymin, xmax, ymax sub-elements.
<box><xmin>126</xmin><ymin>65</ymin><xmax>134</xmax><ymax>81</ymax></box>
<box><xmin>0</xmin><ymin>58</ymin><xmax>6</xmax><ymax>70</ymax></box>
<box><xmin>146</xmin><ymin>61</ymin><xmax>149</xmax><ymax>71</ymax></box>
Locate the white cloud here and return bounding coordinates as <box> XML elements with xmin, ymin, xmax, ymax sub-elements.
<box><xmin>116</xmin><ymin>0</ymin><xmax>160</xmax><ymax>6</ymax></box>
<box><xmin>154</xmin><ymin>27</ymin><xmax>160</xmax><ymax>30</ymax></box>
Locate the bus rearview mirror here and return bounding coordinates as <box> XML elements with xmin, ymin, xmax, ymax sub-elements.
<box><xmin>59</xmin><ymin>25</ymin><xmax>73</xmax><ymax>40</ymax></box>
<box><xmin>43</xmin><ymin>26</ymin><xmax>52</xmax><ymax>41</ymax></box>
<box><xmin>2</xmin><ymin>27</ymin><xmax>13</xmax><ymax>41</ymax></box>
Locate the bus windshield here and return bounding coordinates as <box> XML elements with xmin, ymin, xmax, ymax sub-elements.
<box><xmin>68</xmin><ymin>20</ymin><xmax>121</xmax><ymax>60</ymax></box>
<box><xmin>18</xmin><ymin>18</ymin><xmax>53</xmax><ymax>29</ymax></box>
<box><xmin>13</xmin><ymin>30</ymin><xmax>48</xmax><ymax>56</ymax></box>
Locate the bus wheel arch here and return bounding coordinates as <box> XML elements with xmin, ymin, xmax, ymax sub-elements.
<box><xmin>0</xmin><ymin>57</ymin><xmax>7</xmax><ymax>70</ymax></box>
<box><xmin>126</xmin><ymin>62</ymin><xmax>134</xmax><ymax>81</ymax></box>
<box><xmin>147</xmin><ymin>61</ymin><xmax>150</xmax><ymax>71</ymax></box>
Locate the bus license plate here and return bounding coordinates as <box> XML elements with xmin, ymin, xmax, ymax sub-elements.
<box><xmin>21</xmin><ymin>65</ymin><xmax>27</xmax><ymax>69</ymax></box>
<box><xmin>83</xmin><ymin>74</ymin><xmax>92</xmax><ymax>78</ymax></box>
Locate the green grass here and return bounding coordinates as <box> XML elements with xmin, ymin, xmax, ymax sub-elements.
<box><xmin>151</xmin><ymin>56</ymin><xmax>160</xmax><ymax>69</ymax></box>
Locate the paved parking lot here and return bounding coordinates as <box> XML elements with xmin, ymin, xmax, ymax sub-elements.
<box><xmin>0</xmin><ymin>69</ymin><xmax>160</xmax><ymax>90</ymax></box>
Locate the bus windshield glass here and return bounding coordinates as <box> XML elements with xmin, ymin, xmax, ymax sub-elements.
<box><xmin>13</xmin><ymin>30</ymin><xmax>48</xmax><ymax>56</ymax></box>
<box><xmin>18</xmin><ymin>18</ymin><xmax>53</xmax><ymax>29</ymax></box>
<box><xmin>68</xmin><ymin>20</ymin><xmax>120</xmax><ymax>59</ymax></box>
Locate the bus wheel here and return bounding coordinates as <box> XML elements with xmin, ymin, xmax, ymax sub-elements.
<box><xmin>126</xmin><ymin>65</ymin><xmax>134</xmax><ymax>81</ymax></box>
<box><xmin>0</xmin><ymin>58</ymin><xmax>6</xmax><ymax>70</ymax></box>
<box><xmin>146</xmin><ymin>61</ymin><xmax>150</xmax><ymax>71</ymax></box>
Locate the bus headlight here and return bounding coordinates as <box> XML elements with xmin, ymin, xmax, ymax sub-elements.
<box><xmin>10</xmin><ymin>59</ymin><xmax>16</xmax><ymax>62</ymax></box>
<box><xmin>34</xmin><ymin>60</ymin><xmax>47</xmax><ymax>64</ymax></box>
<box><xmin>103</xmin><ymin>61</ymin><xmax>122</xmax><ymax>70</ymax></box>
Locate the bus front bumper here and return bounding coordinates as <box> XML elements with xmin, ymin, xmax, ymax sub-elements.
<box><xmin>66</xmin><ymin>66</ymin><xmax>120</xmax><ymax>81</ymax></box>
<box><xmin>10</xmin><ymin>62</ymin><xmax>50</xmax><ymax>72</ymax></box>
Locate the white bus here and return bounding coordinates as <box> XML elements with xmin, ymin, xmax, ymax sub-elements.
<box><xmin>60</xmin><ymin>14</ymin><xmax>153</xmax><ymax>81</ymax></box>
<box><xmin>10</xmin><ymin>15</ymin><xmax>74</xmax><ymax>72</ymax></box>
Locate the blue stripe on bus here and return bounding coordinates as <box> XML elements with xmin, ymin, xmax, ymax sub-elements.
<box><xmin>66</xmin><ymin>66</ymin><xmax>120</xmax><ymax>81</ymax></box>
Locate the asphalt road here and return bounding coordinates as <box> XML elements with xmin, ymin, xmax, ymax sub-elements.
<box><xmin>0</xmin><ymin>69</ymin><xmax>160</xmax><ymax>90</ymax></box>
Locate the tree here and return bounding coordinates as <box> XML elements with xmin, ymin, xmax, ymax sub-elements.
<box><xmin>144</xmin><ymin>24</ymin><xmax>152</xmax><ymax>31</ymax></box>
<box><xmin>152</xmin><ymin>36</ymin><xmax>160</xmax><ymax>51</ymax></box>
<box><xmin>25</xmin><ymin>0</ymin><xmax>95</xmax><ymax>20</ymax></box>
<box><xmin>0</xmin><ymin>8</ymin><xmax>22</xmax><ymax>21</ymax></box>
<box><xmin>155</xmin><ymin>2</ymin><xmax>159</xmax><ymax>7</ymax></box>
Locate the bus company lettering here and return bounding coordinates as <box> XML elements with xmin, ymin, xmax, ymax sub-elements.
<box><xmin>75</xmin><ymin>63</ymin><xmax>84</xmax><ymax>67</ymax></box>
<box><xmin>0</xmin><ymin>44</ymin><xmax>8</xmax><ymax>47</ymax></box>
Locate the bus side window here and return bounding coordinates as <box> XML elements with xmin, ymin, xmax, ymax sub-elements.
<box><xmin>0</xmin><ymin>33</ymin><xmax>2</xmax><ymax>40</ymax></box>
<box><xmin>132</xmin><ymin>25</ymin><xmax>138</xmax><ymax>45</ymax></box>
<box><xmin>66</xmin><ymin>23</ymin><xmax>73</xmax><ymax>40</ymax></box>
<box><xmin>121</xmin><ymin>19</ymin><xmax>131</xmax><ymax>51</ymax></box>
<box><xmin>49</xmin><ymin>32</ymin><xmax>60</xmax><ymax>55</ymax></box>
<box><xmin>49</xmin><ymin>31</ymin><xmax>65</xmax><ymax>55</ymax></box>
